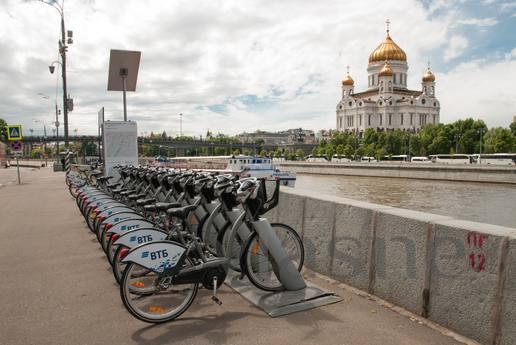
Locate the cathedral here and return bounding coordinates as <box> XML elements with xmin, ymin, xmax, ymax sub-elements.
<box><xmin>336</xmin><ymin>21</ymin><xmax>440</xmax><ymax>135</ymax></box>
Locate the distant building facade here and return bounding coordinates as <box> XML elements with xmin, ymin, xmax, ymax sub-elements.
<box><xmin>238</xmin><ymin>128</ymin><xmax>315</xmax><ymax>145</ymax></box>
<box><xmin>336</xmin><ymin>22</ymin><xmax>440</xmax><ymax>135</ymax></box>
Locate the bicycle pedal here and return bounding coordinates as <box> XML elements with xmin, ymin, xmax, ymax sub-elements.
<box><xmin>211</xmin><ymin>296</ymin><xmax>223</xmax><ymax>305</ymax></box>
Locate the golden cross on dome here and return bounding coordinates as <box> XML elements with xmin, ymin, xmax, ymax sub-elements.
<box><xmin>346</xmin><ymin>65</ymin><xmax>350</xmax><ymax>75</ymax></box>
<box><xmin>386</xmin><ymin>19</ymin><xmax>391</xmax><ymax>35</ymax></box>
<box><xmin>427</xmin><ymin>61</ymin><xmax>431</xmax><ymax>70</ymax></box>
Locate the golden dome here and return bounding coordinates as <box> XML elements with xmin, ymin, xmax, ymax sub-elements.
<box><xmin>369</xmin><ymin>34</ymin><xmax>407</xmax><ymax>63</ymax></box>
<box><xmin>379</xmin><ymin>62</ymin><xmax>393</xmax><ymax>77</ymax></box>
<box><xmin>342</xmin><ymin>74</ymin><xmax>354</xmax><ymax>86</ymax></box>
<box><xmin>422</xmin><ymin>68</ymin><xmax>435</xmax><ymax>82</ymax></box>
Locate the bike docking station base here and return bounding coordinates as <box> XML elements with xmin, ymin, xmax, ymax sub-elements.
<box><xmin>225</xmin><ymin>218</ymin><xmax>342</xmax><ymax>317</ymax></box>
<box><xmin>225</xmin><ymin>271</ymin><xmax>342</xmax><ymax>317</ymax></box>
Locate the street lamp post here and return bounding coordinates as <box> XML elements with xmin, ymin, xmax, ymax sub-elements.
<box><xmin>407</xmin><ymin>132</ymin><xmax>411</xmax><ymax>158</ymax></box>
<box><xmin>479</xmin><ymin>128</ymin><xmax>483</xmax><ymax>165</ymax></box>
<box><xmin>33</xmin><ymin>119</ymin><xmax>48</xmax><ymax>166</ymax></box>
<box><xmin>179</xmin><ymin>113</ymin><xmax>183</xmax><ymax>137</ymax></box>
<box><xmin>38</xmin><ymin>92</ymin><xmax>60</xmax><ymax>159</ymax></box>
<box><xmin>38</xmin><ymin>0</ymin><xmax>72</xmax><ymax>149</ymax></box>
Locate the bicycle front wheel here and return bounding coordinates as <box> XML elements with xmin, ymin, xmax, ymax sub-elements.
<box><xmin>243</xmin><ymin>223</ymin><xmax>304</xmax><ymax>292</ymax></box>
<box><xmin>120</xmin><ymin>259</ymin><xmax>198</xmax><ymax>323</ymax></box>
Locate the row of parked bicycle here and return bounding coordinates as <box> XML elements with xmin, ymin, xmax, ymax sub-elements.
<box><xmin>66</xmin><ymin>165</ymin><xmax>304</xmax><ymax>323</ymax></box>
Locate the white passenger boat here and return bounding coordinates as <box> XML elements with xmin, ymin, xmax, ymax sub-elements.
<box><xmin>227</xmin><ymin>155</ymin><xmax>296</xmax><ymax>187</ymax></box>
<box><xmin>165</xmin><ymin>155</ymin><xmax>297</xmax><ymax>187</ymax></box>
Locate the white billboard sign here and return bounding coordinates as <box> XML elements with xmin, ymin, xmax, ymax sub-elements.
<box><xmin>102</xmin><ymin>121</ymin><xmax>138</xmax><ymax>178</ymax></box>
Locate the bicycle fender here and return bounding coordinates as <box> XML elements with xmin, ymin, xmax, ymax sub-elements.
<box><xmin>122</xmin><ymin>240</ymin><xmax>187</xmax><ymax>273</ymax></box>
<box><xmin>107</xmin><ymin>218</ymin><xmax>156</xmax><ymax>235</ymax></box>
<box><xmin>97</xmin><ymin>207</ymin><xmax>134</xmax><ymax>220</ymax></box>
<box><xmin>114</xmin><ymin>228</ymin><xmax>168</xmax><ymax>249</ymax></box>
<box><xmin>100</xmin><ymin>212</ymin><xmax>142</xmax><ymax>227</ymax></box>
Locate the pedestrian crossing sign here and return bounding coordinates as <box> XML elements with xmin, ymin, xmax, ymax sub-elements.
<box><xmin>7</xmin><ymin>125</ymin><xmax>22</xmax><ymax>140</ymax></box>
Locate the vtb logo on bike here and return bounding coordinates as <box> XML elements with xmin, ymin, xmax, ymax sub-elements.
<box><xmin>121</xmin><ymin>224</ymin><xmax>140</xmax><ymax>231</ymax></box>
<box><xmin>141</xmin><ymin>249</ymin><xmax>168</xmax><ymax>260</ymax></box>
<box><xmin>130</xmin><ymin>235</ymin><xmax>153</xmax><ymax>244</ymax></box>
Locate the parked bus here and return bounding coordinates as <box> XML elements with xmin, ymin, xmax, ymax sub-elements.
<box><xmin>380</xmin><ymin>154</ymin><xmax>409</xmax><ymax>162</ymax></box>
<box><xmin>332</xmin><ymin>154</ymin><xmax>352</xmax><ymax>163</ymax></box>
<box><xmin>429</xmin><ymin>154</ymin><xmax>472</xmax><ymax>164</ymax></box>
<box><xmin>411</xmin><ymin>156</ymin><xmax>431</xmax><ymax>163</ymax></box>
<box><xmin>305</xmin><ymin>155</ymin><xmax>329</xmax><ymax>163</ymax></box>
<box><xmin>360</xmin><ymin>156</ymin><xmax>377</xmax><ymax>163</ymax></box>
<box><xmin>471</xmin><ymin>153</ymin><xmax>516</xmax><ymax>165</ymax></box>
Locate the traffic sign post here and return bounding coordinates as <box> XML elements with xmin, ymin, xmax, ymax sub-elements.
<box><xmin>7</xmin><ymin>125</ymin><xmax>23</xmax><ymax>184</ymax></box>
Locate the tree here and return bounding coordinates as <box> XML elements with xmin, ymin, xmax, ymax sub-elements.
<box><xmin>214</xmin><ymin>147</ymin><xmax>226</xmax><ymax>155</ymax></box>
<box><xmin>484</xmin><ymin>127</ymin><xmax>513</xmax><ymax>153</ymax></box>
<box><xmin>232</xmin><ymin>149</ymin><xmax>241</xmax><ymax>156</ymax></box>
<box><xmin>325</xmin><ymin>145</ymin><xmax>335</xmax><ymax>161</ymax></box>
<box><xmin>335</xmin><ymin>144</ymin><xmax>345</xmax><ymax>159</ymax></box>
<box><xmin>31</xmin><ymin>148</ymin><xmax>44</xmax><ymax>158</ymax></box>
<box><xmin>510</xmin><ymin>122</ymin><xmax>516</xmax><ymax>137</ymax></box>
<box><xmin>295</xmin><ymin>149</ymin><xmax>305</xmax><ymax>160</ymax></box>
<box><xmin>80</xmin><ymin>140</ymin><xmax>97</xmax><ymax>156</ymax></box>
<box><xmin>363</xmin><ymin>128</ymin><xmax>378</xmax><ymax>146</ymax></box>
<box><xmin>344</xmin><ymin>144</ymin><xmax>354</xmax><ymax>159</ymax></box>
<box><xmin>0</xmin><ymin>118</ymin><xmax>7</xmax><ymax>143</ymax></box>
<box><xmin>375</xmin><ymin>147</ymin><xmax>387</xmax><ymax>161</ymax></box>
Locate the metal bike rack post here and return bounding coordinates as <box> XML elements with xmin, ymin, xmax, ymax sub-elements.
<box><xmin>251</xmin><ymin>218</ymin><xmax>306</xmax><ymax>291</ymax></box>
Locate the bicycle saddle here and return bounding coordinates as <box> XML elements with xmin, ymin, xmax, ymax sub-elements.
<box><xmin>166</xmin><ymin>205</ymin><xmax>197</xmax><ymax>219</ymax></box>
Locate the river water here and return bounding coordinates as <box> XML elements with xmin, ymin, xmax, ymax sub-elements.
<box><xmin>295</xmin><ymin>174</ymin><xmax>516</xmax><ymax>228</ymax></box>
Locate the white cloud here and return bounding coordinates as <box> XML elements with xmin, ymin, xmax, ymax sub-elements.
<box><xmin>444</xmin><ymin>35</ymin><xmax>469</xmax><ymax>62</ymax></box>
<box><xmin>438</xmin><ymin>55</ymin><xmax>516</xmax><ymax>127</ymax></box>
<box><xmin>456</xmin><ymin>17</ymin><xmax>498</xmax><ymax>26</ymax></box>
<box><xmin>0</xmin><ymin>0</ymin><xmax>512</xmax><ymax>138</ymax></box>
<box><xmin>501</xmin><ymin>2</ymin><xmax>516</xmax><ymax>10</ymax></box>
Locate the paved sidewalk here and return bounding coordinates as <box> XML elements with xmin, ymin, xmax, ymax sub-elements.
<box><xmin>0</xmin><ymin>168</ymin><xmax>467</xmax><ymax>345</ymax></box>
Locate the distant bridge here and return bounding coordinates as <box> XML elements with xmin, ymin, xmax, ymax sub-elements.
<box><xmin>22</xmin><ymin>136</ymin><xmax>316</xmax><ymax>154</ymax></box>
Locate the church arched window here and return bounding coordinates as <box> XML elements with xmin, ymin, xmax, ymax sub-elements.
<box><xmin>393</xmin><ymin>74</ymin><xmax>397</xmax><ymax>84</ymax></box>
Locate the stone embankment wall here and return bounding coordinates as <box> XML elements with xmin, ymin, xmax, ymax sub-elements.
<box><xmin>267</xmin><ymin>188</ymin><xmax>516</xmax><ymax>345</ymax></box>
<box><xmin>276</xmin><ymin>162</ymin><xmax>516</xmax><ymax>184</ymax></box>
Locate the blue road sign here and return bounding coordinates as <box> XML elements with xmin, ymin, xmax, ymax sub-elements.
<box><xmin>7</xmin><ymin>125</ymin><xmax>22</xmax><ymax>140</ymax></box>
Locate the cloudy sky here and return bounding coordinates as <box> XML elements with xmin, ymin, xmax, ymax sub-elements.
<box><xmin>1</xmin><ymin>0</ymin><xmax>515</xmax><ymax>137</ymax></box>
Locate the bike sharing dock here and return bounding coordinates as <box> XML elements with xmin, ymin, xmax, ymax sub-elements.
<box><xmin>0</xmin><ymin>168</ymin><xmax>471</xmax><ymax>345</ymax></box>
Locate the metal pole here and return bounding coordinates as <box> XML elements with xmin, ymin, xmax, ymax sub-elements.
<box><xmin>122</xmin><ymin>75</ymin><xmax>127</xmax><ymax>121</ymax></box>
<box><xmin>60</xmin><ymin>16</ymin><xmax>69</xmax><ymax>149</ymax></box>
<box><xmin>55</xmin><ymin>103</ymin><xmax>59</xmax><ymax>161</ymax></box>
<box><xmin>43</xmin><ymin>124</ymin><xmax>48</xmax><ymax>167</ymax></box>
<box><xmin>98</xmin><ymin>124</ymin><xmax>102</xmax><ymax>162</ymax></box>
<box><xmin>408</xmin><ymin>132</ymin><xmax>411</xmax><ymax>160</ymax></box>
<box><xmin>479</xmin><ymin>128</ymin><xmax>483</xmax><ymax>165</ymax></box>
<box><xmin>179</xmin><ymin>113</ymin><xmax>183</xmax><ymax>137</ymax></box>
<box><xmin>16</xmin><ymin>156</ymin><xmax>21</xmax><ymax>184</ymax></box>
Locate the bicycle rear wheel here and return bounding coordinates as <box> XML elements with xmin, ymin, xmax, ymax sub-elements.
<box><xmin>243</xmin><ymin>223</ymin><xmax>304</xmax><ymax>292</ymax></box>
<box><xmin>120</xmin><ymin>259</ymin><xmax>198</xmax><ymax>323</ymax></box>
